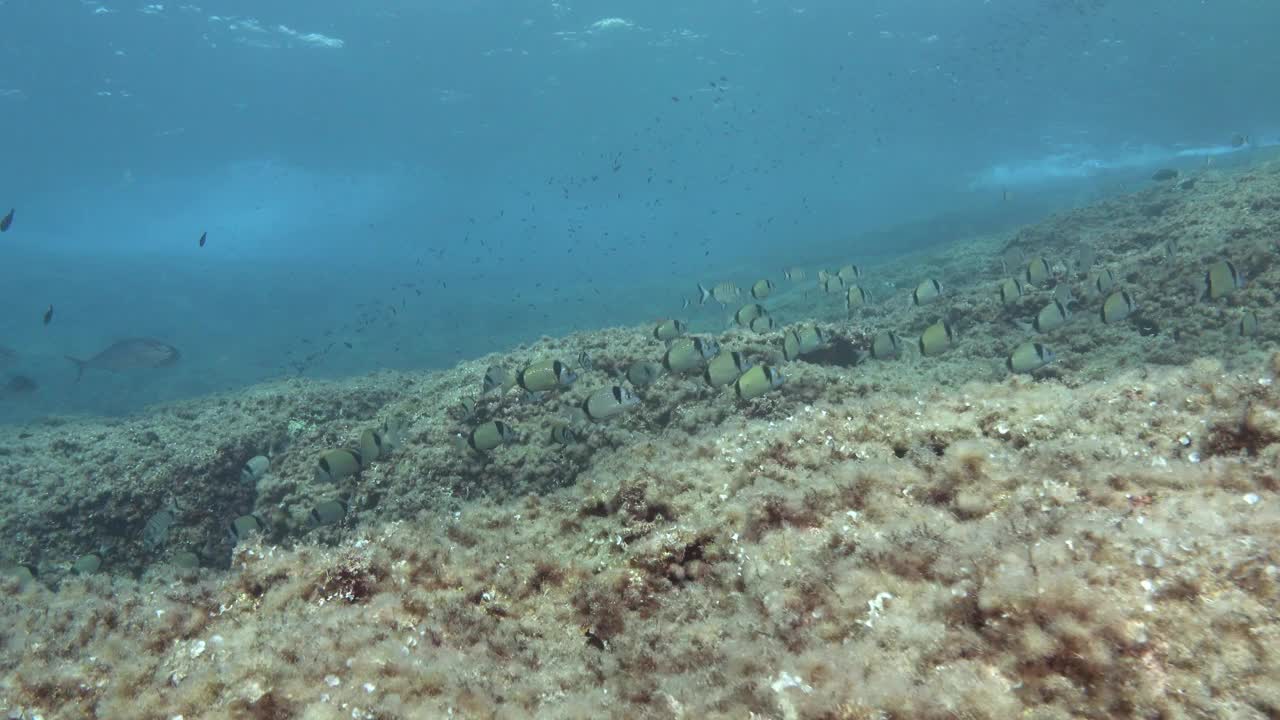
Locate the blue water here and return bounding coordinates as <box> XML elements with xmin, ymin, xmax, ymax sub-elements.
<box><xmin>1</xmin><ymin>0</ymin><xmax>1277</xmax><ymax>420</ymax></box>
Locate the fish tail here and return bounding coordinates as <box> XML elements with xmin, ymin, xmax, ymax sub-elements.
<box><xmin>66</xmin><ymin>356</ymin><xmax>87</xmax><ymax>382</ymax></box>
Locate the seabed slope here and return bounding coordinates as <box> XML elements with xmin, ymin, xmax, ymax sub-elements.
<box><xmin>3</xmin><ymin>159</ymin><xmax>1280</xmax><ymax>719</ymax></box>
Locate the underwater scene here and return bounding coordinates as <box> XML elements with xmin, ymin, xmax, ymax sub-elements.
<box><xmin>3</xmin><ymin>1</ymin><xmax>1280</xmax><ymax>718</ymax></box>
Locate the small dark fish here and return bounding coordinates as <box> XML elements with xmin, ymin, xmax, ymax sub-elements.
<box><xmin>3</xmin><ymin>375</ymin><xmax>37</xmax><ymax>394</ymax></box>
<box><xmin>198</xmin><ymin>231</ymin><xmax>206</xmax><ymax>247</ymax></box>
<box><xmin>0</xmin><ymin>346</ymin><xmax>16</xmax><ymax>366</ymax></box>
<box><xmin>344</xmin><ymin>342</ymin><xmax>353</xmax><ymax>349</ymax></box>
<box><xmin>0</xmin><ymin>208</ymin><xmax>13</xmax><ymax>232</ymax></box>
<box><xmin>66</xmin><ymin>338</ymin><xmax>180</xmax><ymax>381</ymax></box>
<box><xmin>43</xmin><ymin>305</ymin><xmax>53</xmax><ymax>326</ymax></box>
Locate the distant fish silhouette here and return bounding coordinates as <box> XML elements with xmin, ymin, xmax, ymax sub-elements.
<box><xmin>198</xmin><ymin>231</ymin><xmax>206</xmax><ymax>248</ymax></box>
<box><xmin>43</xmin><ymin>305</ymin><xmax>53</xmax><ymax>326</ymax></box>
<box><xmin>0</xmin><ymin>208</ymin><xmax>13</xmax><ymax>232</ymax></box>
<box><xmin>3</xmin><ymin>375</ymin><xmax>37</xmax><ymax>395</ymax></box>
<box><xmin>66</xmin><ymin>338</ymin><xmax>181</xmax><ymax>381</ymax></box>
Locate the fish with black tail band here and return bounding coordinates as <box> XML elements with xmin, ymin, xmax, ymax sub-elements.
<box><xmin>550</xmin><ymin>422</ymin><xmax>580</xmax><ymax>445</ymax></box>
<box><xmin>1100</xmin><ymin>290</ymin><xmax>1138</xmax><ymax>324</ymax></box>
<box><xmin>733</xmin><ymin>364</ymin><xmax>785</xmax><ymax>400</ymax></box>
<box><xmin>516</xmin><ymin>359</ymin><xmax>578</xmax><ymax>392</ymax></box>
<box><xmin>308</xmin><ymin>500</ymin><xmax>347</xmax><ymax>528</ymax></box>
<box><xmin>1201</xmin><ymin>259</ymin><xmax>1245</xmax><ymax>301</ymax></box>
<box><xmin>749</xmin><ymin>315</ymin><xmax>775</xmax><ymax>333</ymax></box>
<box><xmin>783</xmin><ymin>267</ymin><xmax>805</xmax><ymax>282</ymax></box>
<box><xmin>380</xmin><ymin>416</ymin><xmax>407</xmax><ymax>451</ymax></box>
<box><xmin>998</xmin><ymin>278</ymin><xmax>1024</xmax><ymax>305</ymax></box>
<box><xmin>1089</xmin><ymin>268</ymin><xmax>1116</xmax><ymax>297</ymax></box>
<box><xmin>455</xmin><ymin>396</ymin><xmax>477</xmax><ymax>420</ymax></box>
<box><xmin>782</xmin><ymin>324</ymin><xmax>829</xmax><ymax>361</ymax></box>
<box><xmin>1024</xmin><ymin>257</ymin><xmax>1051</xmax><ymax>286</ymax></box>
<box><xmin>581</xmin><ymin>385</ymin><xmax>640</xmax><ymax>421</ymax></box>
<box><xmin>778</xmin><ymin>324</ymin><xmax>829</xmax><ymax>358</ymax></box>
<box><xmin>142</xmin><ymin>502</ymin><xmax>178</xmax><ymax>552</ymax></box>
<box><xmin>463</xmin><ymin>420</ymin><xmax>517</xmax><ymax>452</ymax></box>
<box><xmin>846</xmin><ymin>286</ymin><xmax>871</xmax><ymax>311</ymax></box>
<box><xmin>870</xmin><ymin>331</ymin><xmax>902</xmax><ymax>360</ymax></box>
<box><xmin>359</xmin><ymin>428</ymin><xmax>386</xmax><ymax>462</ymax></box>
<box><xmin>626</xmin><ymin>361</ymin><xmax>664</xmax><ymax>387</ymax></box>
<box><xmin>576</xmin><ymin>350</ymin><xmax>594</xmax><ymax>371</ymax></box>
<box><xmin>229</xmin><ymin>514</ymin><xmax>267</xmax><ymax>543</ymax></box>
<box><xmin>712</xmin><ymin>282</ymin><xmax>741</xmax><ymax>305</ymax></box>
<box><xmin>838</xmin><ymin>264</ymin><xmax>862</xmax><ymax>283</ymax></box>
<box><xmin>317</xmin><ymin>448</ymin><xmax>362</xmax><ymax>482</ymax></box>
<box><xmin>918</xmin><ymin>320</ymin><xmax>955</xmax><ymax>357</ymax></box>
<box><xmin>797</xmin><ymin>325</ymin><xmax>827</xmax><ymax>353</ymax></box>
<box><xmin>1007</xmin><ymin>342</ymin><xmax>1055</xmax><ymax>373</ymax></box>
<box><xmin>700</xmin><ymin>281</ymin><xmax>740</xmax><ymax>306</ymax></box>
<box><xmin>241</xmin><ymin>456</ymin><xmax>270</xmax><ymax>484</ymax></box>
<box><xmin>822</xmin><ymin>274</ymin><xmax>846</xmax><ymax>294</ymax></box>
<box><xmin>703</xmin><ymin>351</ymin><xmax>752</xmax><ymax>388</ymax></box>
<box><xmin>663</xmin><ymin>337</ymin><xmax>719</xmax><ymax>373</ymax></box>
<box><xmin>1075</xmin><ymin>244</ymin><xmax>1096</xmax><ymax>274</ymax></box>
<box><xmin>912</xmin><ymin>278</ymin><xmax>943</xmax><ymax>306</ymax></box>
<box><xmin>1001</xmin><ymin>247</ymin><xmax>1025</xmax><ymax>277</ymax></box>
<box><xmin>734</xmin><ymin>303</ymin><xmax>766</xmax><ymax>327</ymax></box>
<box><xmin>751</xmin><ymin>279</ymin><xmax>775</xmax><ymax>299</ymax></box>
<box><xmin>1032</xmin><ymin>299</ymin><xmax>1071</xmax><ymax>333</ymax></box>
<box><xmin>1239</xmin><ymin>310</ymin><xmax>1260</xmax><ymax>338</ymax></box>
<box><xmin>783</xmin><ymin>331</ymin><xmax>801</xmax><ymax>361</ymax></box>
<box><xmin>483</xmin><ymin>365</ymin><xmax>514</xmax><ymax>394</ymax></box>
<box><xmin>653</xmin><ymin>319</ymin><xmax>688</xmax><ymax>342</ymax></box>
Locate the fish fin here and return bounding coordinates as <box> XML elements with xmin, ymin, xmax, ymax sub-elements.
<box><xmin>697</xmin><ymin>283</ymin><xmax>710</xmax><ymax>305</ymax></box>
<box><xmin>66</xmin><ymin>356</ymin><xmax>87</xmax><ymax>382</ymax></box>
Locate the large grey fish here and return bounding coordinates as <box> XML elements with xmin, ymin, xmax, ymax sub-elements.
<box><xmin>67</xmin><ymin>338</ymin><xmax>181</xmax><ymax>380</ymax></box>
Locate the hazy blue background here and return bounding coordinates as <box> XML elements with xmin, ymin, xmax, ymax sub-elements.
<box><xmin>1</xmin><ymin>0</ymin><xmax>1277</xmax><ymax>419</ymax></box>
